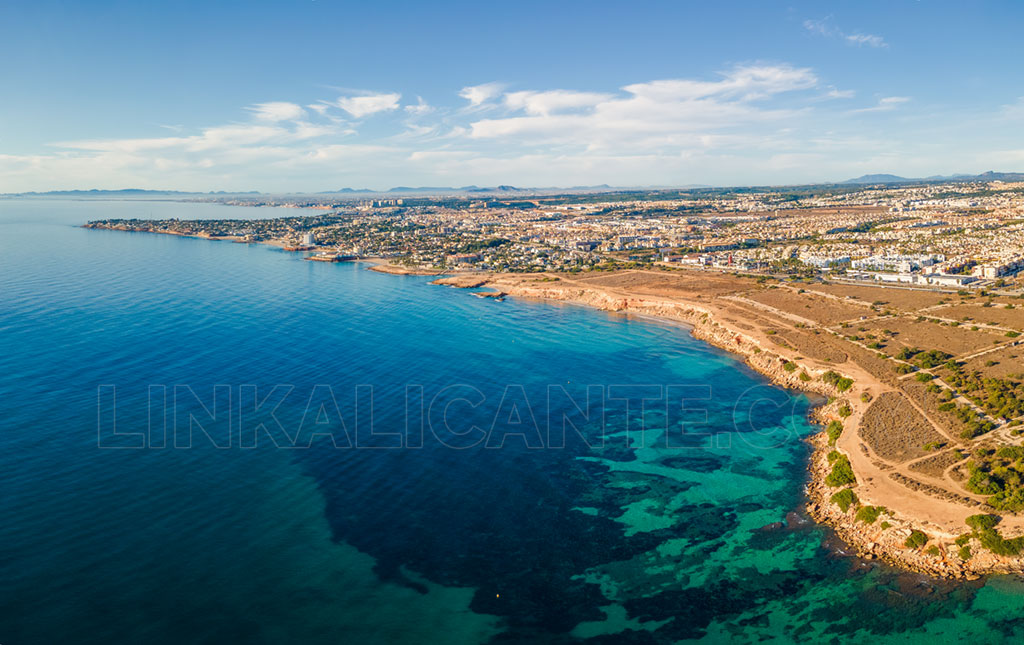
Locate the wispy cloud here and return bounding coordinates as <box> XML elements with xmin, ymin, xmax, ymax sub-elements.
<box><xmin>468</xmin><ymin>65</ymin><xmax>818</xmax><ymax>149</ymax></box>
<box><xmin>804</xmin><ymin>17</ymin><xmax>888</xmax><ymax>48</ymax></box>
<box><xmin>404</xmin><ymin>96</ymin><xmax>434</xmax><ymax>115</ymax></box>
<box><xmin>246</xmin><ymin>102</ymin><xmax>306</xmax><ymax>122</ymax></box>
<box><xmin>458</xmin><ymin>82</ymin><xmax>505</xmax><ymax>107</ymax></box>
<box><xmin>824</xmin><ymin>88</ymin><xmax>856</xmax><ymax>99</ymax></box>
<box><xmin>851</xmin><ymin>96</ymin><xmax>910</xmax><ymax>114</ymax></box>
<box><xmin>0</xmin><ymin>68</ymin><xmax>945</xmax><ymax>191</ymax></box>
<box><xmin>845</xmin><ymin>33</ymin><xmax>887</xmax><ymax>48</ymax></box>
<box><xmin>335</xmin><ymin>92</ymin><xmax>401</xmax><ymax>118</ymax></box>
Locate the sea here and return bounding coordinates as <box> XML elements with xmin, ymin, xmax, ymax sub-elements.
<box><xmin>2</xmin><ymin>198</ymin><xmax>1024</xmax><ymax>644</ymax></box>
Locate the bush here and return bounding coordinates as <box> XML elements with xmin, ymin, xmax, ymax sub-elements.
<box><xmin>799</xmin><ymin>371</ymin><xmax>811</xmax><ymax>382</ymax></box>
<box><xmin>838</xmin><ymin>404</ymin><xmax>852</xmax><ymax>418</ymax></box>
<box><xmin>896</xmin><ymin>347</ymin><xmax>922</xmax><ymax>361</ymax></box>
<box><xmin>855</xmin><ymin>505</ymin><xmax>882</xmax><ymax>524</ymax></box>
<box><xmin>826</xmin><ymin>420</ymin><xmax>843</xmax><ymax>445</ymax></box>
<box><xmin>996</xmin><ymin>446</ymin><xmax>1024</xmax><ymax>460</ymax></box>
<box><xmin>783</xmin><ymin>361</ymin><xmax>798</xmax><ymax>372</ymax></box>
<box><xmin>905</xmin><ymin>530</ymin><xmax>928</xmax><ymax>549</ymax></box>
<box><xmin>966</xmin><ymin>514</ymin><xmax>999</xmax><ymax>531</ymax></box>
<box><xmin>958</xmin><ymin>545</ymin><xmax>972</xmax><ymax>560</ymax></box>
<box><xmin>989</xmin><ymin>489</ymin><xmax>1024</xmax><ymax>512</ymax></box>
<box><xmin>926</xmin><ymin>545</ymin><xmax>940</xmax><ymax>557</ymax></box>
<box><xmin>976</xmin><ymin>529</ymin><xmax>1024</xmax><ymax>556</ymax></box>
<box><xmin>826</xmin><ymin>452</ymin><xmax>856</xmax><ymax>487</ymax></box>
<box><xmin>966</xmin><ymin>470</ymin><xmax>1003</xmax><ymax>495</ymax></box>
<box><xmin>860</xmin><ymin>392</ymin><xmax>872</xmax><ymax>403</ymax></box>
<box><xmin>917</xmin><ymin>350</ymin><xmax>953</xmax><ymax>369</ymax></box>
<box><xmin>915</xmin><ymin>372</ymin><xmax>935</xmax><ymax>383</ymax></box>
<box><xmin>831</xmin><ymin>488</ymin><xmax>859</xmax><ymax>512</ymax></box>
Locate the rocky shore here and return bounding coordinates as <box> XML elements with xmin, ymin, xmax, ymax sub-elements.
<box><xmin>431</xmin><ymin>272</ymin><xmax>1024</xmax><ymax>579</ymax></box>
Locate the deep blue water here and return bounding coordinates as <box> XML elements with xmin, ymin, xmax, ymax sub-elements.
<box><xmin>3</xmin><ymin>198</ymin><xmax>1024</xmax><ymax>644</ymax></box>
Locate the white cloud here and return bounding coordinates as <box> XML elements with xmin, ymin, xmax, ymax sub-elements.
<box><xmin>805</xmin><ymin>17</ymin><xmax>887</xmax><ymax>48</ymax></box>
<box><xmin>458</xmin><ymin>82</ymin><xmax>505</xmax><ymax>107</ymax></box>
<box><xmin>825</xmin><ymin>88</ymin><xmax>856</xmax><ymax>99</ymax></box>
<box><xmin>468</xmin><ymin>65</ymin><xmax>817</xmax><ymax>149</ymax></box>
<box><xmin>335</xmin><ymin>92</ymin><xmax>401</xmax><ymax>118</ymax></box>
<box><xmin>851</xmin><ymin>96</ymin><xmax>910</xmax><ymax>113</ymax></box>
<box><xmin>803</xmin><ymin>18</ymin><xmax>835</xmax><ymax>37</ymax></box>
<box><xmin>846</xmin><ymin>33</ymin><xmax>887</xmax><ymax>48</ymax></box>
<box><xmin>246</xmin><ymin>101</ymin><xmax>306</xmax><ymax>122</ymax></box>
<box><xmin>503</xmin><ymin>90</ymin><xmax>612</xmax><ymax>115</ymax></box>
<box><xmin>404</xmin><ymin>96</ymin><xmax>434</xmax><ymax>115</ymax></box>
<box><xmin>3</xmin><ymin>68</ymin><xmax>984</xmax><ymax>192</ymax></box>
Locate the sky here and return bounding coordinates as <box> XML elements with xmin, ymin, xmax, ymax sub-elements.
<box><xmin>1</xmin><ymin>0</ymin><xmax>1023</xmax><ymax>192</ymax></box>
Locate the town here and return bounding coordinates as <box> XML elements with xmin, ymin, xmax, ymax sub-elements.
<box><xmin>87</xmin><ymin>179</ymin><xmax>1024</xmax><ymax>293</ymax></box>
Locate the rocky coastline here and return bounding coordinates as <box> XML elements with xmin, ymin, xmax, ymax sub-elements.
<box><xmin>431</xmin><ymin>272</ymin><xmax>1024</xmax><ymax>580</ymax></box>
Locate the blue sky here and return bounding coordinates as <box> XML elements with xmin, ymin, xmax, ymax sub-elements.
<box><xmin>1</xmin><ymin>0</ymin><xmax>1023</xmax><ymax>192</ymax></box>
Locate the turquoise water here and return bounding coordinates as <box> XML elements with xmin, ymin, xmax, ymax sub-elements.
<box><xmin>2</xmin><ymin>198</ymin><xmax>1024</xmax><ymax>643</ymax></box>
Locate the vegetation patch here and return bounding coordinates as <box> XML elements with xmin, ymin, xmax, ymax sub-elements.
<box><xmin>822</xmin><ymin>370</ymin><xmax>854</xmax><ymax>392</ymax></box>
<box><xmin>826</xmin><ymin>451</ymin><xmax>856</xmax><ymax>487</ymax></box>
<box><xmin>855</xmin><ymin>505</ymin><xmax>883</xmax><ymax>524</ymax></box>
<box><xmin>826</xmin><ymin>420</ymin><xmax>843</xmax><ymax>446</ymax></box>
<box><xmin>905</xmin><ymin>530</ymin><xmax>928</xmax><ymax>549</ymax></box>
<box><xmin>831</xmin><ymin>488</ymin><xmax>859</xmax><ymax>512</ymax></box>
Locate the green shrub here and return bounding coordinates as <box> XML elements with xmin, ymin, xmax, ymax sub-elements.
<box><xmin>838</xmin><ymin>404</ymin><xmax>852</xmax><ymax>418</ymax></box>
<box><xmin>783</xmin><ymin>361</ymin><xmax>797</xmax><ymax>372</ymax></box>
<box><xmin>958</xmin><ymin>545</ymin><xmax>972</xmax><ymax>560</ymax></box>
<box><xmin>826</xmin><ymin>420</ymin><xmax>843</xmax><ymax>445</ymax></box>
<box><xmin>855</xmin><ymin>505</ymin><xmax>882</xmax><ymax>524</ymax></box>
<box><xmin>926</xmin><ymin>545</ymin><xmax>940</xmax><ymax>557</ymax></box>
<box><xmin>976</xmin><ymin>529</ymin><xmax>1024</xmax><ymax>556</ymax></box>
<box><xmin>880</xmin><ymin>521</ymin><xmax>892</xmax><ymax>530</ymax></box>
<box><xmin>798</xmin><ymin>371</ymin><xmax>811</xmax><ymax>382</ymax></box>
<box><xmin>860</xmin><ymin>392</ymin><xmax>872</xmax><ymax>403</ymax></box>
<box><xmin>905</xmin><ymin>530</ymin><xmax>928</xmax><ymax>549</ymax></box>
<box><xmin>831</xmin><ymin>488</ymin><xmax>859</xmax><ymax>512</ymax></box>
<box><xmin>966</xmin><ymin>470</ymin><xmax>1003</xmax><ymax>495</ymax></box>
<box><xmin>896</xmin><ymin>347</ymin><xmax>922</xmax><ymax>361</ymax></box>
<box><xmin>917</xmin><ymin>350</ymin><xmax>953</xmax><ymax>368</ymax></box>
<box><xmin>966</xmin><ymin>514</ymin><xmax>999</xmax><ymax>531</ymax></box>
<box><xmin>955</xmin><ymin>533</ymin><xmax>971</xmax><ymax>547</ymax></box>
<box><xmin>996</xmin><ymin>446</ymin><xmax>1024</xmax><ymax>460</ymax></box>
<box><xmin>821</xmin><ymin>371</ymin><xmax>853</xmax><ymax>391</ymax></box>
<box><xmin>826</xmin><ymin>452</ymin><xmax>856</xmax><ymax>487</ymax></box>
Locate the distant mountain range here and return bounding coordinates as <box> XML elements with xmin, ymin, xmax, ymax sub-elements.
<box><xmin>6</xmin><ymin>173</ymin><xmax>1022</xmax><ymax>198</ymax></box>
<box><xmin>841</xmin><ymin>170</ymin><xmax>1024</xmax><ymax>184</ymax></box>
<box><xmin>2</xmin><ymin>188</ymin><xmax>261</xmax><ymax>197</ymax></box>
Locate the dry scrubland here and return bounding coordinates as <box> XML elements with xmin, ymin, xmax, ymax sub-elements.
<box><xmin>436</xmin><ymin>267</ymin><xmax>1024</xmax><ymax>577</ymax></box>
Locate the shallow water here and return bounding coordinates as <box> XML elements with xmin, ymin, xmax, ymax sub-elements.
<box><xmin>2</xmin><ymin>198</ymin><xmax>1024</xmax><ymax>643</ymax></box>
